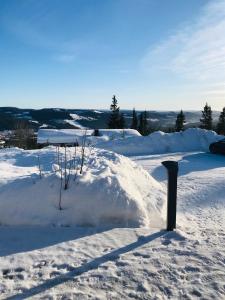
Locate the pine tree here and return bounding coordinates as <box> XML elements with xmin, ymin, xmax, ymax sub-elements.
<box><xmin>200</xmin><ymin>103</ymin><xmax>213</xmax><ymax>130</ymax></box>
<box><xmin>138</xmin><ymin>111</ymin><xmax>149</xmax><ymax>135</ymax></box>
<box><xmin>108</xmin><ymin>95</ymin><xmax>120</xmax><ymax>129</ymax></box>
<box><xmin>175</xmin><ymin>110</ymin><xmax>185</xmax><ymax>132</ymax></box>
<box><xmin>119</xmin><ymin>112</ymin><xmax>125</xmax><ymax>129</ymax></box>
<box><xmin>131</xmin><ymin>108</ymin><xmax>138</xmax><ymax>130</ymax></box>
<box><xmin>138</xmin><ymin>112</ymin><xmax>143</xmax><ymax>135</ymax></box>
<box><xmin>143</xmin><ymin>110</ymin><xmax>148</xmax><ymax>135</ymax></box>
<box><xmin>217</xmin><ymin>107</ymin><xmax>225</xmax><ymax>135</ymax></box>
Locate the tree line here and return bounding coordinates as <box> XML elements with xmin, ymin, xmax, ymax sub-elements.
<box><xmin>175</xmin><ymin>103</ymin><xmax>225</xmax><ymax>134</ymax></box>
<box><xmin>108</xmin><ymin>95</ymin><xmax>225</xmax><ymax>136</ymax></box>
<box><xmin>108</xmin><ymin>95</ymin><xmax>151</xmax><ymax>135</ymax></box>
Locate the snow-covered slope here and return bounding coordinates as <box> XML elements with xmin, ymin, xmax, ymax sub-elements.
<box><xmin>97</xmin><ymin>128</ymin><xmax>224</xmax><ymax>156</ymax></box>
<box><xmin>0</xmin><ymin>147</ymin><xmax>165</xmax><ymax>227</ymax></box>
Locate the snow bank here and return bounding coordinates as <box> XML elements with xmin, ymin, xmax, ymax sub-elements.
<box><xmin>0</xmin><ymin>147</ymin><xmax>165</xmax><ymax>227</ymax></box>
<box><xmin>97</xmin><ymin>128</ymin><xmax>224</xmax><ymax>156</ymax></box>
<box><xmin>37</xmin><ymin>129</ymin><xmax>141</xmax><ymax>144</ymax></box>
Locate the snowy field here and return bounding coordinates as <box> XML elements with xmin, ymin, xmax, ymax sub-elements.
<box><xmin>0</xmin><ymin>130</ymin><xmax>225</xmax><ymax>299</ymax></box>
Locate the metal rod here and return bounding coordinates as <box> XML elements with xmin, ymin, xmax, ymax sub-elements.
<box><xmin>162</xmin><ymin>161</ymin><xmax>178</xmax><ymax>231</ymax></box>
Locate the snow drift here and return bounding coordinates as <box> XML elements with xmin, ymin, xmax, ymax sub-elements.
<box><xmin>97</xmin><ymin>128</ymin><xmax>224</xmax><ymax>156</ymax></box>
<box><xmin>0</xmin><ymin>147</ymin><xmax>165</xmax><ymax>227</ymax></box>
<box><xmin>37</xmin><ymin>129</ymin><xmax>141</xmax><ymax>145</ymax></box>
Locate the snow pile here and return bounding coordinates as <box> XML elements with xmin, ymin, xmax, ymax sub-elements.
<box><xmin>98</xmin><ymin>129</ymin><xmax>141</xmax><ymax>140</ymax></box>
<box><xmin>97</xmin><ymin>128</ymin><xmax>224</xmax><ymax>156</ymax></box>
<box><xmin>37</xmin><ymin>129</ymin><xmax>141</xmax><ymax>144</ymax></box>
<box><xmin>0</xmin><ymin>147</ymin><xmax>165</xmax><ymax>227</ymax></box>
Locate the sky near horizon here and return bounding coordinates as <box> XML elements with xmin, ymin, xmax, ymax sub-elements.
<box><xmin>0</xmin><ymin>0</ymin><xmax>224</xmax><ymax>110</ymax></box>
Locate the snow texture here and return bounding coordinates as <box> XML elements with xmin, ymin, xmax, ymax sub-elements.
<box><xmin>0</xmin><ymin>151</ymin><xmax>224</xmax><ymax>299</ymax></box>
<box><xmin>0</xmin><ymin>129</ymin><xmax>225</xmax><ymax>299</ymax></box>
<box><xmin>37</xmin><ymin>128</ymin><xmax>141</xmax><ymax>144</ymax></box>
<box><xmin>0</xmin><ymin>147</ymin><xmax>165</xmax><ymax>227</ymax></box>
<box><xmin>97</xmin><ymin>128</ymin><xmax>224</xmax><ymax>156</ymax></box>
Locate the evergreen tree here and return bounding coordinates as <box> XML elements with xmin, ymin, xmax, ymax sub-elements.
<box><xmin>217</xmin><ymin>107</ymin><xmax>225</xmax><ymax>135</ymax></box>
<box><xmin>119</xmin><ymin>112</ymin><xmax>126</xmax><ymax>129</ymax></box>
<box><xmin>175</xmin><ymin>110</ymin><xmax>185</xmax><ymax>132</ymax></box>
<box><xmin>138</xmin><ymin>111</ymin><xmax>149</xmax><ymax>135</ymax></box>
<box><xmin>200</xmin><ymin>103</ymin><xmax>213</xmax><ymax>130</ymax></box>
<box><xmin>138</xmin><ymin>112</ymin><xmax>143</xmax><ymax>135</ymax></box>
<box><xmin>108</xmin><ymin>95</ymin><xmax>120</xmax><ymax>129</ymax></box>
<box><xmin>131</xmin><ymin>108</ymin><xmax>138</xmax><ymax>130</ymax></box>
<box><xmin>143</xmin><ymin>110</ymin><xmax>148</xmax><ymax>135</ymax></box>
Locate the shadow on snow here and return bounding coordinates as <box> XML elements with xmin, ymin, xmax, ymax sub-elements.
<box><xmin>0</xmin><ymin>226</ymin><xmax>111</xmax><ymax>257</ymax></box>
<box><xmin>150</xmin><ymin>152</ymin><xmax>225</xmax><ymax>182</ymax></box>
<box><xmin>5</xmin><ymin>230</ymin><xmax>170</xmax><ymax>300</ymax></box>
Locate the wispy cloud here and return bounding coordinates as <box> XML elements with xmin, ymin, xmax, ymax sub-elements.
<box><xmin>0</xmin><ymin>0</ymin><xmax>88</xmax><ymax>63</ymax></box>
<box><xmin>142</xmin><ymin>0</ymin><xmax>225</xmax><ymax>89</ymax></box>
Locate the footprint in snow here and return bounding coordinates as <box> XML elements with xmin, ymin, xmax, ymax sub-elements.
<box><xmin>2</xmin><ymin>267</ymin><xmax>25</xmax><ymax>280</ymax></box>
<box><xmin>115</xmin><ymin>260</ymin><xmax>129</xmax><ymax>267</ymax></box>
<box><xmin>162</xmin><ymin>239</ymin><xmax>172</xmax><ymax>246</ymax></box>
<box><xmin>14</xmin><ymin>267</ymin><xmax>25</xmax><ymax>273</ymax></box>
<box><xmin>33</xmin><ymin>260</ymin><xmax>48</xmax><ymax>268</ymax></box>
<box><xmin>50</xmin><ymin>271</ymin><xmax>62</xmax><ymax>278</ymax></box>
<box><xmin>133</xmin><ymin>252</ymin><xmax>150</xmax><ymax>259</ymax></box>
<box><xmin>102</xmin><ymin>247</ymin><xmax>113</xmax><ymax>253</ymax></box>
<box><xmin>184</xmin><ymin>266</ymin><xmax>201</xmax><ymax>272</ymax></box>
<box><xmin>2</xmin><ymin>269</ymin><xmax>11</xmax><ymax>276</ymax></box>
<box><xmin>3</xmin><ymin>273</ymin><xmax>24</xmax><ymax>280</ymax></box>
<box><xmin>53</xmin><ymin>263</ymin><xmax>75</xmax><ymax>271</ymax></box>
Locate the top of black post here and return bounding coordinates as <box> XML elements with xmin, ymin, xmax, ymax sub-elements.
<box><xmin>162</xmin><ymin>161</ymin><xmax>178</xmax><ymax>172</ymax></box>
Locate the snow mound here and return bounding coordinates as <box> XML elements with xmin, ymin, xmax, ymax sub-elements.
<box><xmin>0</xmin><ymin>147</ymin><xmax>165</xmax><ymax>227</ymax></box>
<box><xmin>97</xmin><ymin>128</ymin><xmax>224</xmax><ymax>156</ymax></box>
<box><xmin>37</xmin><ymin>129</ymin><xmax>141</xmax><ymax>144</ymax></box>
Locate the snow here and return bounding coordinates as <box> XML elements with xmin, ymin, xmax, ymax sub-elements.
<box><xmin>38</xmin><ymin>129</ymin><xmax>91</xmax><ymax>144</ymax></box>
<box><xmin>149</xmin><ymin>118</ymin><xmax>159</xmax><ymax>122</ymax></box>
<box><xmin>65</xmin><ymin>114</ymin><xmax>97</xmax><ymax>129</ymax></box>
<box><xmin>0</xmin><ymin>147</ymin><xmax>165</xmax><ymax>227</ymax></box>
<box><xmin>93</xmin><ymin>110</ymin><xmax>104</xmax><ymax>114</ymax></box>
<box><xmin>70</xmin><ymin>113</ymin><xmax>96</xmax><ymax>121</ymax></box>
<box><xmin>29</xmin><ymin>120</ymin><xmax>39</xmax><ymax>124</ymax></box>
<box><xmin>0</xmin><ymin>129</ymin><xmax>225</xmax><ymax>299</ymax></box>
<box><xmin>39</xmin><ymin>124</ymin><xmax>48</xmax><ymax>129</ymax></box>
<box><xmin>0</xmin><ymin>151</ymin><xmax>224</xmax><ymax>299</ymax></box>
<box><xmin>64</xmin><ymin>119</ymin><xmax>87</xmax><ymax>129</ymax></box>
<box><xmin>37</xmin><ymin>128</ymin><xmax>141</xmax><ymax>144</ymax></box>
<box><xmin>97</xmin><ymin>128</ymin><xmax>224</xmax><ymax>156</ymax></box>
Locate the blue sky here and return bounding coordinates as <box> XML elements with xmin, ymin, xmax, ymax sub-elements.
<box><xmin>0</xmin><ymin>0</ymin><xmax>224</xmax><ymax>110</ymax></box>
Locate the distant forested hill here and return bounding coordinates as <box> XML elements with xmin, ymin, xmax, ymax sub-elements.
<box><xmin>0</xmin><ymin>107</ymin><xmax>220</xmax><ymax>131</ymax></box>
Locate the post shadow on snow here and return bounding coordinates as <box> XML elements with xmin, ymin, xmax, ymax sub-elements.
<box><xmin>6</xmin><ymin>230</ymin><xmax>173</xmax><ymax>300</ymax></box>
<box><xmin>151</xmin><ymin>152</ymin><xmax>225</xmax><ymax>182</ymax></box>
<box><xmin>0</xmin><ymin>226</ymin><xmax>113</xmax><ymax>257</ymax></box>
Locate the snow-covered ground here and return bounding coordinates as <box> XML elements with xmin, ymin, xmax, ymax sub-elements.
<box><xmin>0</xmin><ymin>147</ymin><xmax>165</xmax><ymax>227</ymax></box>
<box><xmin>0</xmin><ymin>130</ymin><xmax>225</xmax><ymax>299</ymax></box>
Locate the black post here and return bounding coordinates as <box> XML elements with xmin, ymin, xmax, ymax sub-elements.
<box><xmin>162</xmin><ymin>161</ymin><xmax>178</xmax><ymax>231</ymax></box>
